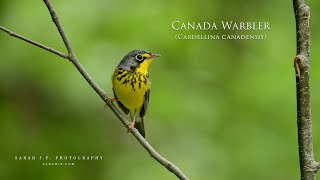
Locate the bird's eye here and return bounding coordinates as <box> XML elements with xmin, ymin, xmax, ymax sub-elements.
<box><xmin>135</xmin><ymin>54</ymin><xmax>143</xmax><ymax>61</ymax></box>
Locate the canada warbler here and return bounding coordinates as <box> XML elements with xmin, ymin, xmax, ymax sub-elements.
<box><xmin>107</xmin><ymin>50</ymin><xmax>160</xmax><ymax>138</ymax></box>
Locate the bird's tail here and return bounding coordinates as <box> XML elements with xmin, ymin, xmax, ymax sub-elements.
<box><xmin>135</xmin><ymin>118</ymin><xmax>146</xmax><ymax>138</ymax></box>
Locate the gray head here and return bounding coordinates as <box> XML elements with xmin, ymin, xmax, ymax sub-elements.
<box><xmin>117</xmin><ymin>49</ymin><xmax>161</xmax><ymax>71</ymax></box>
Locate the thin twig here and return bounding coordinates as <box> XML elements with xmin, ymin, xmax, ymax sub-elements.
<box><xmin>0</xmin><ymin>26</ymin><xmax>67</xmax><ymax>59</ymax></box>
<box><xmin>293</xmin><ymin>0</ymin><xmax>319</xmax><ymax>179</ymax></box>
<box><xmin>0</xmin><ymin>0</ymin><xmax>189</xmax><ymax>179</ymax></box>
<box><xmin>43</xmin><ymin>0</ymin><xmax>74</xmax><ymax>56</ymax></box>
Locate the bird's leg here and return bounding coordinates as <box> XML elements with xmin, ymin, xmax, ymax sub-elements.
<box><xmin>127</xmin><ymin>110</ymin><xmax>137</xmax><ymax>132</ymax></box>
<box><xmin>104</xmin><ymin>97</ymin><xmax>118</xmax><ymax>107</ymax></box>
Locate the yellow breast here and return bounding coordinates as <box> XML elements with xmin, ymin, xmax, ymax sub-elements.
<box><xmin>112</xmin><ymin>69</ymin><xmax>150</xmax><ymax>111</ymax></box>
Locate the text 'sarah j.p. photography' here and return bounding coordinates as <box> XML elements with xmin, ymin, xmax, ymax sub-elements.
<box><xmin>172</xmin><ymin>21</ymin><xmax>271</xmax><ymax>40</ymax></box>
<box><xmin>14</xmin><ymin>155</ymin><xmax>103</xmax><ymax>166</ymax></box>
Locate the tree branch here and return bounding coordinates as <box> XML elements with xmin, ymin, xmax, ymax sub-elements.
<box><xmin>0</xmin><ymin>26</ymin><xmax>67</xmax><ymax>59</ymax></box>
<box><xmin>0</xmin><ymin>0</ymin><xmax>189</xmax><ymax>179</ymax></box>
<box><xmin>293</xmin><ymin>0</ymin><xmax>319</xmax><ymax>179</ymax></box>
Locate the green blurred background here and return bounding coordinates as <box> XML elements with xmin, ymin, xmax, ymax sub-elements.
<box><xmin>1</xmin><ymin>0</ymin><xmax>320</xmax><ymax>179</ymax></box>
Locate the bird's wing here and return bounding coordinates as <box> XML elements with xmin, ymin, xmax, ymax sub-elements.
<box><xmin>111</xmin><ymin>68</ymin><xmax>130</xmax><ymax>114</ymax></box>
<box><xmin>113</xmin><ymin>88</ymin><xmax>130</xmax><ymax>115</ymax></box>
<box><xmin>135</xmin><ymin>88</ymin><xmax>150</xmax><ymax>138</ymax></box>
<box><xmin>139</xmin><ymin>88</ymin><xmax>150</xmax><ymax>118</ymax></box>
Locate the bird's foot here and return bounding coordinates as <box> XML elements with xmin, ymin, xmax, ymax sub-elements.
<box><xmin>127</xmin><ymin>121</ymin><xmax>135</xmax><ymax>133</ymax></box>
<box><xmin>104</xmin><ymin>97</ymin><xmax>117</xmax><ymax>107</ymax></box>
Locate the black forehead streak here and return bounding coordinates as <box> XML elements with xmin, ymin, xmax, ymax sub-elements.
<box><xmin>125</xmin><ymin>49</ymin><xmax>148</xmax><ymax>57</ymax></box>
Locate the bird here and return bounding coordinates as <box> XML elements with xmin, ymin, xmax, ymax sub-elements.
<box><xmin>106</xmin><ymin>50</ymin><xmax>160</xmax><ymax>138</ymax></box>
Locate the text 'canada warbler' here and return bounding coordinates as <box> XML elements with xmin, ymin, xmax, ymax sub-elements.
<box><xmin>107</xmin><ymin>50</ymin><xmax>160</xmax><ymax>138</ymax></box>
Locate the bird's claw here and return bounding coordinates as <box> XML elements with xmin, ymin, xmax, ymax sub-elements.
<box><xmin>127</xmin><ymin>122</ymin><xmax>135</xmax><ymax>133</ymax></box>
<box><xmin>104</xmin><ymin>97</ymin><xmax>117</xmax><ymax>107</ymax></box>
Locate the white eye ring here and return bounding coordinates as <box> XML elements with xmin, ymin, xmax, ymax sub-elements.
<box><xmin>135</xmin><ymin>54</ymin><xmax>143</xmax><ymax>61</ymax></box>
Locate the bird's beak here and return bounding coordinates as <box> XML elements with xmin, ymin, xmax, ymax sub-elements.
<box><xmin>150</xmin><ymin>53</ymin><xmax>161</xmax><ymax>58</ymax></box>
